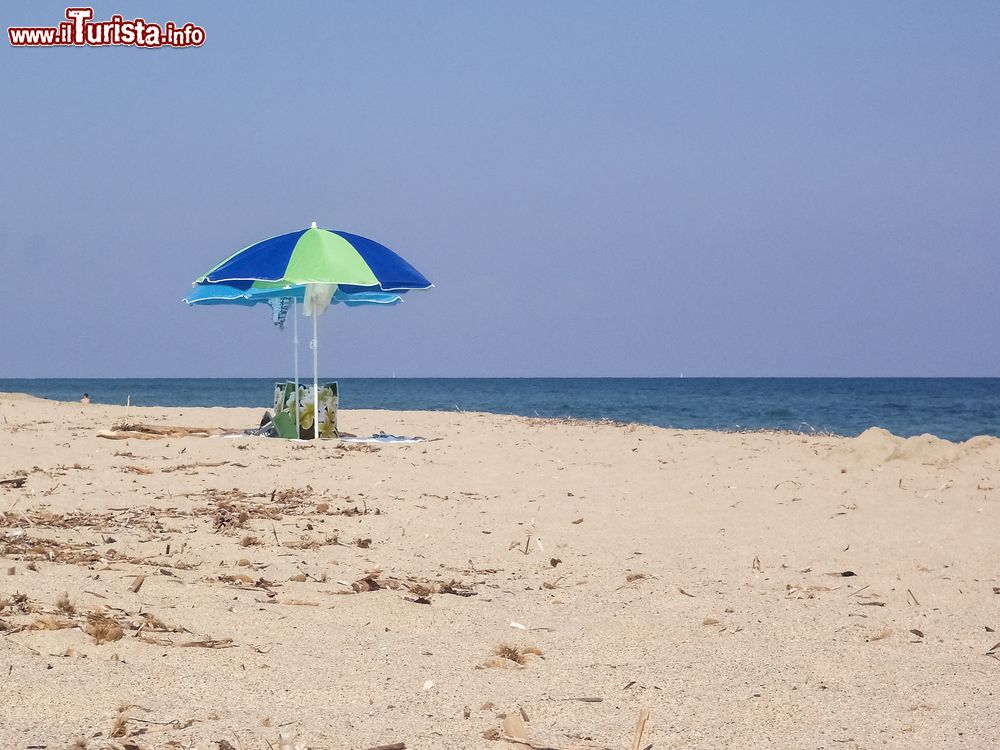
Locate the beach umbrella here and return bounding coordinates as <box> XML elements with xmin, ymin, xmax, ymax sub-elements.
<box><xmin>188</xmin><ymin>222</ymin><xmax>432</xmax><ymax>439</ymax></box>
<box><xmin>184</xmin><ymin>280</ymin><xmax>402</xmax><ymax>433</ymax></box>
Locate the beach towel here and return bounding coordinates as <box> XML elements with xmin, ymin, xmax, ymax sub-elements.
<box><xmin>340</xmin><ymin>432</ymin><xmax>425</xmax><ymax>444</ymax></box>
<box><xmin>267</xmin><ymin>296</ymin><xmax>292</xmax><ymax>330</ymax></box>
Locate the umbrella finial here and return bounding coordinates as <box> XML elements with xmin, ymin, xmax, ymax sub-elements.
<box><xmin>310</xmin><ymin>221</ymin><xmax>317</xmax><ymax>229</ymax></box>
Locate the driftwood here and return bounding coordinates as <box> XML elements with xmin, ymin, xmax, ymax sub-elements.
<box><xmin>0</xmin><ymin>477</ymin><xmax>26</xmax><ymax>488</ymax></box>
<box><xmin>97</xmin><ymin>423</ymin><xmax>242</xmax><ymax>440</ymax></box>
<box><xmin>630</xmin><ymin>708</ymin><xmax>650</xmax><ymax>750</ymax></box>
<box><xmin>97</xmin><ymin>430</ymin><xmax>166</xmax><ymax>441</ymax></box>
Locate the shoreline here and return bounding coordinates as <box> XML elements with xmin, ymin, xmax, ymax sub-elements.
<box><xmin>3</xmin><ymin>390</ymin><xmax>1000</xmax><ymax>446</ymax></box>
<box><xmin>4</xmin><ymin>376</ymin><xmax>999</xmax><ymax>443</ymax></box>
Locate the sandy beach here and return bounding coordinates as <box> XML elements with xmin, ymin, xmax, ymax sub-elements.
<box><xmin>2</xmin><ymin>392</ymin><xmax>999</xmax><ymax>749</ymax></box>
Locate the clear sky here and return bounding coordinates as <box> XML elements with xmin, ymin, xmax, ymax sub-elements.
<box><xmin>1</xmin><ymin>2</ymin><xmax>998</xmax><ymax>377</ymax></box>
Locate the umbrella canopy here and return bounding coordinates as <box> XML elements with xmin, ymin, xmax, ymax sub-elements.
<box><xmin>187</xmin><ymin>223</ymin><xmax>432</xmax><ymax>440</ymax></box>
<box><xmin>195</xmin><ymin>225</ymin><xmax>432</xmax><ymax>292</ymax></box>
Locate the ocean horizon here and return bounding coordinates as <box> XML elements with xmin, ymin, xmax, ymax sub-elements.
<box><xmin>2</xmin><ymin>377</ymin><xmax>998</xmax><ymax>442</ymax></box>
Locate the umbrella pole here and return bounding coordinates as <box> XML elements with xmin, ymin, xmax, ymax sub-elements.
<box><xmin>293</xmin><ymin>298</ymin><xmax>300</xmax><ymax>438</ymax></box>
<box><xmin>312</xmin><ymin>310</ymin><xmax>319</xmax><ymax>441</ymax></box>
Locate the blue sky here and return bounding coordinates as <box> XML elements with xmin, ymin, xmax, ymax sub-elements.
<box><xmin>1</xmin><ymin>2</ymin><xmax>998</xmax><ymax>377</ymax></box>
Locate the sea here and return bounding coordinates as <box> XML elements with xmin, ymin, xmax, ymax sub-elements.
<box><xmin>1</xmin><ymin>378</ymin><xmax>998</xmax><ymax>442</ymax></box>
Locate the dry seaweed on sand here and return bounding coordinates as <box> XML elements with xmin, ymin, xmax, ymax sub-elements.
<box><xmin>2</xmin><ymin>592</ymin><xmax>35</xmax><ymax>614</ymax></box>
<box><xmin>120</xmin><ymin>465</ymin><xmax>155</xmax><ymax>475</ymax></box>
<box><xmin>10</xmin><ymin>595</ymin><xmax>194</xmax><ymax>646</ymax></box>
<box><xmin>216</xmin><ymin>573</ymin><xmax>255</xmax><ymax>585</ymax></box>
<box><xmin>30</xmin><ymin>614</ymin><xmax>76</xmax><ymax>630</ymax></box>
<box><xmin>484</xmin><ymin>643</ymin><xmax>544</xmax><ymax>667</ymax></box>
<box><xmin>132</xmin><ymin>611</ymin><xmax>186</xmax><ymax>633</ymax></box>
<box><xmin>85</xmin><ymin>613</ymin><xmax>124</xmax><ymax>644</ymax></box>
<box><xmin>1</xmin><ymin>506</ymin><xmax>175</xmax><ymax>533</ymax></box>
<box><xmin>1</xmin><ymin>530</ymin><xmax>194</xmax><ymax>572</ymax></box>
<box><xmin>407</xmin><ymin>578</ymin><xmax>475</xmax><ymax>597</ymax></box>
<box><xmin>161</xmin><ymin>459</ymin><xmax>232</xmax><ymax>472</ymax></box>
<box><xmin>285</xmin><ymin>534</ymin><xmax>340</xmax><ymax>550</ymax></box>
<box><xmin>213</xmin><ymin>574</ymin><xmax>279</xmax><ymax>597</ymax></box>
<box><xmin>187</xmin><ymin>487</ymin><xmax>380</xmax><ymax>532</ymax></box>
<box><xmin>330</xmin><ymin>504</ymin><xmax>382</xmax><ymax>517</ymax></box>
<box><xmin>344</xmin><ymin>569</ymin><xmax>478</xmax><ymax>599</ymax></box>
<box><xmin>335</xmin><ymin>442</ymin><xmax>381</xmax><ymax>453</ymax></box>
<box><xmin>179</xmin><ymin>637</ymin><xmax>236</xmax><ymax>648</ymax></box>
<box><xmin>138</xmin><ymin>633</ymin><xmax>235</xmax><ymax>648</ymax></box>
<box><xmin>211</xmin><ymin>503</ymin><xmax>252</xmax><ymax>531</ymax></box>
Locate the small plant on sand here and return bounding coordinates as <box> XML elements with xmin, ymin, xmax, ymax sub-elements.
<box><xmin>484</xmin><ymin>643</ymin><xmax>544</xmax><ymax>668</ymax></box>
<box><xmin>109</xmin><ymin>706</ymin><xmax>128</xmax><ymax>738</ymax></box>
<box><xmin>55</xmin><ymin>592</ymin><xmax>76</xmax><ymax>615</ymax></box>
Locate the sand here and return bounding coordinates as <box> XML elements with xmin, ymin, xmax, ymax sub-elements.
<box><xmin>1</xmin><ymin>392</ymin><xmax>999</xmax><ymax>749</ymax></box>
